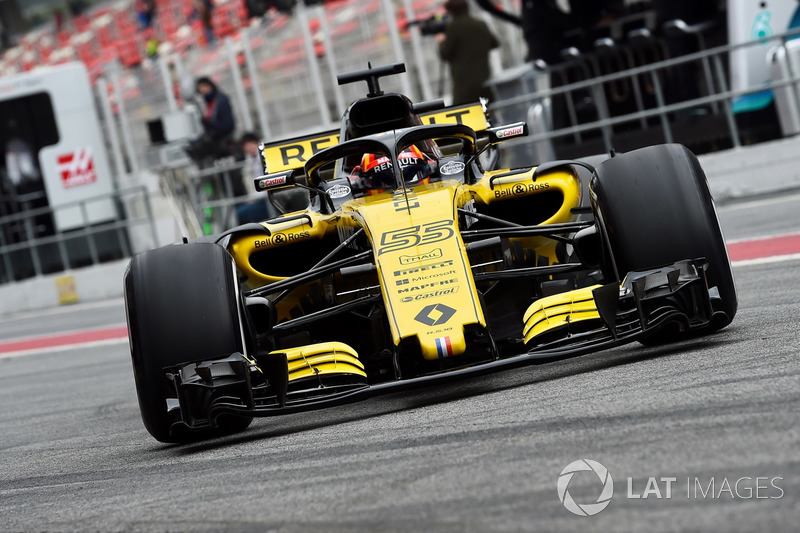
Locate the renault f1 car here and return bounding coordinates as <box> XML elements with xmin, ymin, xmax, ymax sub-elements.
<box><xmin>125</xmin><ymin>63</ymin><xmax>737</xmax><ymax>443</ymax></box>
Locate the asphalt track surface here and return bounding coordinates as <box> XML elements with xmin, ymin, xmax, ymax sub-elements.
<box><xmin>1</xmin><ymin>193</ymin><xmax>798</xmax><ymax>532</ymax></box>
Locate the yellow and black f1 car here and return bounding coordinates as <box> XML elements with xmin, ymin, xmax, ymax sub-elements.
<box><xmin>125</xmin><ymin>63</ymin><xmax>737</xmax><ymax>443</ymax></box>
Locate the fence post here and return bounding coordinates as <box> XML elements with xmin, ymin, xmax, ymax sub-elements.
<box><xmin>0</xmin><ymin>230</ymin><xmax>16</xmax><ymax>283</ymax></box>
<box><xmin>498</xmin><ymin>0</ymin><xmax>523</xmax><ymax>66</ymax></box>
<box><xmin>649</xmin><ymin>69</ymin><xmax>673</xmax><ymax>144</ymax></box>
<box><xmin>143</xmin><ymin>188</ymin><xmax>159</xmax><ymax>249</ymax></box>
<box><xmin>80</xmin><ymin>201</ymin><xmax>99</xmax><ymax>265</ymax></box>
<box><xmin>379</xmin><ymin>0</ymin><xmax>414</xmax><ymax>98</ymax></box>
<box><xmin>297</xmin><ymin>0</ymin><xmax>333</xmax><ymax>127</ymax></box>
<box><xmin>315</xmin><ymin>4</ymin><xmax>346</xmax><ymax>115</ymax></box>
<box><xmin>55</xmin><ymin>225</ymin><xmax>70</xmax><ymax>272</ymax></box>
<box><xmin>226</xmin><ymin>36</ymin><xmax>254</xmax><ymax>133</ymax></box>
<box><xmin>712</xmin><ymin>54</ymin><xmax>741</xmax><ymax>149</ymax></box>
<box><xmin>111</xmin><ymin>63</ymin><xmax>141</xmax><ymax>181</ymax></box>
<box><xmin>158</xmin><ymin>55</ymin><xmax>178</xmax><ymax>112</ymax></box>
<box><xmin>22</xmin><ymin>207</ymin><xmax>42</xmax><ymax>276</ymax></box>
<box><xmin>241</xmin><ymin>26</ymin><xmax>272</xmax><ymax>140</ymax></box>
<box><xmin>96</xmin><ymin>76</ymin><xmax>127</xmax><ymax>191</ymax></box>
<box><xmin>401</xmin><ymin>0</ymin><xmax>433</xmax><ymax>101</ymax></box>
<box><xmin>590</xmin><ymin>84</ymin><xmax>613</xmax><ymax>151</ymax></box>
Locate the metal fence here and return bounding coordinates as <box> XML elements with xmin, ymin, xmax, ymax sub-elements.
<box><xmin>0</xmin><ymin>186</ymin><xmax>158</xmax><ymax>284</ymax></box>
<box><xmin>166</xmin><ymin>27</ymin><xmax>800</xmax><ymax>236</ymax></box>
<box><xmin>489</xmin><ymin>28</ymin><xmax>800</xmax><ymax>166</ymax></box>
<box><xmin>108</xmin><ymin>0</ymin><xmax>526</xmax><ymax>169</ymax></box>
<box><xmin>159</xmin><ymin>159</ymin><xmax>252</xmax><ymax>237</ymax></box>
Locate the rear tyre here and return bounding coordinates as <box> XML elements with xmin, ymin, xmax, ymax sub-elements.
<box><xmin>590</xmin><ymin>144</ymin><xmax>737</xmax><ymax>339</ymax></box>
<box><xmin>125</xmin><ymin>242</ymin><xmax>252</xmax><ymax>443</ymax></box>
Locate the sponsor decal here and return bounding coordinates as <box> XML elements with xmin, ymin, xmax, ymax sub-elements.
<box><xmin>494</xmin><ymin>181</ymin><xmax>550</xmax><ymax>198</ymax></box>
<box><xmin>393</xmin><ymin>195</ymin><xmax>420</xmax><ymax>211</ymax></box>
<box><xmin>262</xmin><ymin>133</ymin><xmax>339</xmax><ymax>172</ymax></box>
<box><xmin>261</xmin><ymin>104</ymin><xmax>487</xmax><ymax>173</ymax></box>
<box><xmin>414</xmin><ymin>303</ymin><xmax>456</xmax><ymax>326</ymax></box>
<box><xmin>55</xmin><ymin>275</ymin><xmax>79</xmax><ymax>305</ymax></box>
<box><xmin>327</xmin><ymin>184</ymin><xmax>351</xmax><ymax>199</ymax></box>
<box><xmin>394</xmin><ymin>258</ymin><xmax>451</xmax><ymax>276</ymax></box>
<box><xmin>57</xmin><ymin>147</ymin><xmax>97</xmax><ymax>188</ymax></box>
<box><xmin>394</xmin><ymin>268</ymin><xmax>456</xmax><ymax>287</ymax></box>
<box><xmin>258</xmin><ymin>175</ymin><xmax>287</xmax><ymax>189</ymax></box>
<box><xmin>253</xmin><ymin>231</ymin><xmax>311</xmax><ymax>248</ymax></box>
<box><xmin>378</xmin><ymin>220</ymin><xmax>454</xmax><ymax>256</ymax></box>
<box><xmin>412</xmin><ymin>269</ymin><xmax>456</xmax><ymax>282</ymax></box>
<box><xmin>439</xmin><ymin>160</ymin><xmax>465</xmax><ymax>175</ymax></box>
<box><xmin>399</xmin><ymin>286</ymin><xmax>459</xmax><ymax>303</ymax></box>
<box><xmin>496</xmin><ymin>125</ymin><xmax>525</xmax><ymax>138</ymax></box>
<box><xmin>435</xmin><ymin>336</ymin><xmax>454</xmax><ymax>358</ymax></box>
<box><xmin>420</xmin><ymin>104</ymin><xmax>489</xmax><ymax>132</ymax></box>
<box><xmin>397</xmin><ymin>278</ymin><xmax>456</xmax><ymax>294</ymax></box>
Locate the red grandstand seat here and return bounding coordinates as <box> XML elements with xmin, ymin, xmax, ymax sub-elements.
<box><xmin>117</xmin><ymin>37</ymin><xmax>143</xmax><ymax>67</ymax></box>
<box><xmin>73</xmin><ymin>15</ymin><xmax>90</xmax><ymax>32</ymax></box>
<box><xmin>56</xmin><ymin>30</ymin><xmax>71</xmax><ymax>46</ymax></box>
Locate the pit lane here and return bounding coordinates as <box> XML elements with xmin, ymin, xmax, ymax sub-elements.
<box><xmin>0</xmin><ymin>192</ymin><xmax>797</xmax><ymax>532</ymax></box>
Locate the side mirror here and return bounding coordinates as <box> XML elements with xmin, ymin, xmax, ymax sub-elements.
<box><xmin>253</xmin><ymin>170</ymin><xmax>296</xmax><ymax>193</ymax></box>
<box><xmin>486</xmin><ymin>122</ymin><xmax>528</xmax><ymax>144</ymax></box>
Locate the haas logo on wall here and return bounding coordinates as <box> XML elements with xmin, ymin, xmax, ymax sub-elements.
<box><xmin>57</xmin><ymin>147</ymin><xmax>97</xmax><ymax>188</ymax></box>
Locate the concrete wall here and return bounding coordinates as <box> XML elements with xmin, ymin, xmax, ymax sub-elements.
<box><xmin>0</xmin><ymin>259</ymin><xmax>129</xmax><ymax>317</ymax></box>
<box><xmin>701</xmin><ymin>135</ymin><xmax>800</xmax><ymax>203</ymax></box>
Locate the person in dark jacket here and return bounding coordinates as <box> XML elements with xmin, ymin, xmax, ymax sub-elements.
<box><xmin>436</xmin><ymin>0</ymin><xmax>499</xmax><ymax>105</ymax></box>
<box><xmin>189</xmin><ymin>76</ymin><xmax>236</xmax><ymax>161</ymax></box>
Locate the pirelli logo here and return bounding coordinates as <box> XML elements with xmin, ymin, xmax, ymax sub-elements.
<box><xmin>261</xmin><ymin>104</ymin><xmax>488</xmax><ymax>173</ymax></box>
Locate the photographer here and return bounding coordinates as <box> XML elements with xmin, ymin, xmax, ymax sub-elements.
<box><xmin>436</xmin><ymin>0</ymin><xmax>499</xmax><ymax>105</ymax></box>
<box><xmin>186</xmin><ymin>76</ymin><xmax>236</xmax><ymax>163</ymax></box>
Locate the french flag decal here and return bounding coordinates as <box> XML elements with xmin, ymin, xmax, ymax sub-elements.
<box><xmin>435</xmin><ymin>336</ymin><xmax>453</xmax><ymax>358</ymax></box>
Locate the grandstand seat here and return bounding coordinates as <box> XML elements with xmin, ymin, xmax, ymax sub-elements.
<box><xmin>117</xmin><ymin>37</ymin><xmax>143</xmax><ymax>68</ymax></box>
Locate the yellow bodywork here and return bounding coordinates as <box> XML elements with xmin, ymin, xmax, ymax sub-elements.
<box><xmin>344</xmin><ymin>181</ymin><xmax>483</xmax><ymax>360</ymax></box>
<box><xmin>229</xmin><ymin>129</ymin><xmax>585</xmax><ymax>372</ymax></box>
<box><xmin>465</xmin><ymin>166</ymin><xmax>582</xmax><ymax>265</ymax></box>
<box><xmin>228</xmin><ymin>210</ymin><xmax>347</xmax><ymax>287</ymax></box>
<box><xmin>522</xmin><ymin>285</ymin><xmax>604</xmax><ymax>344</ymax></box>
<box><xmin>268</xmin><ymin>341</ymin><xmax>366</xmax><ymax>381</ymax></box>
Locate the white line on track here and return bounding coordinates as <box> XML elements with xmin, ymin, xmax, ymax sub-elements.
<box><xmin>718</xmin><ymin>191</ymin><xmax>800</xmax><ymax>212</ymax></box>
<box><xmin>0</xmin><ymin>297</ymin><xmax>125</xmax><ymax>323</ymax></box>
<box><xmin>731</xmin><ymin>252</ymin><xmax>800</xmax><ymax>268</ymax></box>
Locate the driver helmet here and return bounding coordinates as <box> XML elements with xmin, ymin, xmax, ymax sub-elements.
<box><xmin>352</xmin><ymin>145</ymin><xmax>436</xmax><ymax>195</ymax></box>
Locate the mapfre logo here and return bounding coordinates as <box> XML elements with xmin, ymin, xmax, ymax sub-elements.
<box><xmin>57</xmin><ymin>147</ymin><xmax>97</xmax><ymax>188</ymax></box>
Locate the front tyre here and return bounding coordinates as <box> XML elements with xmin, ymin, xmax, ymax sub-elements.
<box><xmin>591</xmin><ymin>144</ymin><xmax>737</xmax><ymax>336</ymax></box>
<box><xmin>124</xmin><ymin>242</ymin><xmax>252</xmax><ymax>443</ymax></box>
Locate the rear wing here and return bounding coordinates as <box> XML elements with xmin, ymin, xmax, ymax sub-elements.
<box><xmin>260</xmin><ymin>102</ymin><xmax>490</xmax><ymax>173</ymax></box>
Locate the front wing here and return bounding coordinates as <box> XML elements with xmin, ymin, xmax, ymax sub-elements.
<box><xmin>164</xmin><ymin>259</ymin><xmax>717</xmax><ymax>433</ymax></box>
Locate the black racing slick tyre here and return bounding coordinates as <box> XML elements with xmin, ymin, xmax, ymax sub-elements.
<box><xmin>124</xmin><ymin>242</ymin><xmax>252</xmax><ymax>443</ymax></box>
<box><xmin>590</xmin><ymin>144</ymin><xmax>737</xmax><ymax>337</ymax></box>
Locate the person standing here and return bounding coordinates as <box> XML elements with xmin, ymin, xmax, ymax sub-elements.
<box><xmin>193</xmin><ymin>0</ymin><xmax>215</xmax><ymax>46</ymax></box>
<box><xmin>135</xmin><ymin>0</ymin><xmax>156</xmax><ymax>30</ymax></box>
<box><xmin>235</xmin><ymin>132</ymin><xmax>276</xmax><ymax>224</ymax></box>
<box><xmin>189</xmin><ymin>76</ymin><xmax>235</xmax><ymax>161</ymax></box>
<box><xmin>436</xmin><ymin>0</ymin><xmax>499</xmax><ymax>105</ymax></box>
